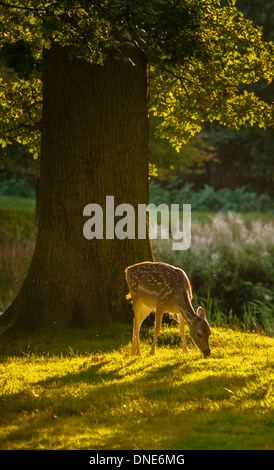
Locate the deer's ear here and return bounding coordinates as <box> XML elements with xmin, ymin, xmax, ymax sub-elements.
<box><xmin>197</xmin><ymin>307</ymin><xmax>207</xmax><ymax>321</ymax></box>
<box><xmin>179</xmin><ymin>307</ymin><xmax>196</xmax><ymax>325</ymax></box>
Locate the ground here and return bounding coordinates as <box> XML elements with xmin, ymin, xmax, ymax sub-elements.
<box><xmin>0</xmin><ymin>324</ymin><xmax>273</xmax><ymax>450</ymax></box>
<box><xmin>0</xmin><ymin>196</ymin><xmax>273</xmax><ymax>449</ymax></box>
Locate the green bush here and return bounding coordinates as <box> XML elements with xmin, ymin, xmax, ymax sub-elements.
<box><xmin>153</xmin><ymin>212</ymin><xmax>274</xmax><ymax>335</ymax></box>
<box><xmin>149</xmin><ymin>181</ymin><xmax>274</xmax><ymax>213</ymax></box>
<box><xmin>0</xmin><ymin>177</ymin><xmax>35</xmax><ymax>199</ymax></box>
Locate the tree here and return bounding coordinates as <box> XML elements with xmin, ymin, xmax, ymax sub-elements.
<box><xmin>208</xmin><ymin>0</ymin><xmax>274</xmax><ymax>196</ymax></box>
<box><xmin>174</xmin><ymin>0</ymin><xmax>274</xmax><ymax>195</ymax></box>
<box><xmin>0</xmin><ymin>0</ymin><xmax>273</xmax><ymax>334</ymax></box>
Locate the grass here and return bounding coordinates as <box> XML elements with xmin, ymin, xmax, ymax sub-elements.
<box><xmin>0</xmin><ymin>196</ymin><xmax>36</xmax><ymax>310</ymax></box>
<box><xmin>153</xmin><ymin>211</ymin><xmax>274</xmax><ymax>334</ymax></box>
<box><xmin>191</xmin><ymin>211</ymin><xmax>274</xmax><ymax>226</ymax></box>
<box><xmin>0</xmin><ymin>324</ymin><xmax>273</xmax><ymax>450</ymax></box>
<box><xmin>0</xmin><ymin>196</ymin><xmax>36</xmax><ymax>242</ymax></box>
<box><xmin>0</xmin><ymin>196</ymin><xmax>273</xmax><ymax>449</ymax></box>
<box><xmin>0</xmin><ymin>200</ymin><xmax>37</xmax><ymax>311</ymax></box>
<box><xmin>0</xmin><ymin>195</ymin><xmax>36</xmax><ymax>213</ymax></box>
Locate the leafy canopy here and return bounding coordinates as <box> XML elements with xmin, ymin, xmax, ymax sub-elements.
<box><xmin>0</xmin><ymin>0</ymin><xmax>273</xmax><ymax>154</ymax></box>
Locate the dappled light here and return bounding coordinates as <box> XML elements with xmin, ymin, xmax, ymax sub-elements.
<box><xmin>0</xmin><ymin>326</ymin><xmax>273</xmax><ymax>449</ymax></box>
<box><xmin>0</xmin><ymin>0</ymin><xmax>273</xmax><ymax>453</ymax></box>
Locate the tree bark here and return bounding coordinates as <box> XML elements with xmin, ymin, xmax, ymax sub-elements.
<box><xmin>0</xmin><ymin>43</ymin><xmax>153</xmax><ymax>333</ymax></box>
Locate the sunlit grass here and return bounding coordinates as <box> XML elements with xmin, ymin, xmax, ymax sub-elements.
<box><xmin>0</xmin><ymin>325</ymin><xmax>273</xmax><ymax>450</ymax></box>
<box><xmin>0</xmin><ymin>203</ymin><xmax>273</xmax><ymax>449</ymax></box>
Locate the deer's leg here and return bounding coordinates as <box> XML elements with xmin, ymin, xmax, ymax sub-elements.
<box><xmin>150</xmin><ymin>305</ymin><xmax>164</xmax><ymax>355</ymax></box>
<box><xmin>131</xmin><ymin>316</ymin><xmax>137</xmax><ymax>355</ymax></box>
<box><xmin>131</xmin><ymin>298</ymin><xmax>151</xmax><ymax>355</ymax></box>
<box><xmin>178</xmin><ymin>313</ymin><xmax>188</xmax><ymax>353</ymax></box>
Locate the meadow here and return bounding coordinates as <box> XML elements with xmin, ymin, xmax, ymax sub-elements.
<box><xmin>0</xmin><ymin>324</ymin><xmax>273</xmax><ymax>450</ymax></box>
<box><xmin>0</xmin><ymin>195</ymin><xmax>273</xmax><ymax>450</ymax></box>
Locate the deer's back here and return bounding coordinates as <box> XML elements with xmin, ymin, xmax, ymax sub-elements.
<box><xmin>125</xmin><ymin>261</ymin><xmax>192</xmax><ymax>303</ymax></box>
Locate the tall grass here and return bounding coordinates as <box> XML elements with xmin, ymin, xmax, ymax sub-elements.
<box><xmin>0</xmin><ymin>199</ymin><xmax>36</xmax><ymax>311</ymax></box>
<box><xmin>0</xmin><ymin>238</ymin><xmax>35</xmax><ymax>311</ymax></box>
<box><xmin>153</xmin><ymin>212</ymin><xmax>274</xmax><ymax>336</ymax></box>
<box><xmin>0</xmin><ymin>196</ymin><xmax>273</xmax><ymax>336</ymax></box>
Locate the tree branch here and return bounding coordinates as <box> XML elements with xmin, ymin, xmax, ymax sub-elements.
<box><xmin>0</xmin><ymin>0</ymin><xmax>44</xmax><ymax>13</ymax></box>
<box><xmin>158</xmin><ymin>63</ymin><xmax>208</xmax><ymax>99</ymax></box>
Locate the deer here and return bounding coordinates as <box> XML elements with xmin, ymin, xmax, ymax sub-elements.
<box><xmin>125</xmin><ymin>261</ymin><xmax>211</xmax><ymax>358</ymax></box>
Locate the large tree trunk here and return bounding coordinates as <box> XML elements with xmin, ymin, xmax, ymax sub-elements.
<box><xmin>0</xmin><ymin>43</ymin><xmax>153</xmax><ymax>333</ymax></box>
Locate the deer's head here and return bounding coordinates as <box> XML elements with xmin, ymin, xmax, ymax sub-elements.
<box><xmin>181</xmin><ymin>306</ymin><xmax>211</xmax><ymax>358</ymax></box>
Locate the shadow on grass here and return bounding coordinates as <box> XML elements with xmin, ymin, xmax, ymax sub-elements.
<box><xmin>0</xmin><ymin>353</ymin><xmax>270</xmax><ymax>450</ymax></box>
<box><xmin>1</xmin><ymin>324</ymin><xmax>273</xmax><ymax>449</ymax></box>
<box><xmin>0</xmin><ymin>322</ymin><xmax>133</xmax><ymax>357</ymax></box>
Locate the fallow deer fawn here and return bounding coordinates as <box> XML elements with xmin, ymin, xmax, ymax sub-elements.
<box><xmin>125</xmin><ymin>261</ymin><xmax>211</xmax><ymax>358</ymax></box>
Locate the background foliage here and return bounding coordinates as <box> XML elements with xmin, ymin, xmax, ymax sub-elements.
<box><xmin>0</xmin><ymin>0</ymin><xmax>273</xmax><ymax>155</ymax></box>
<box><xmin>149</xmin><ymin>181</ymin><xmax>274</xmax><ymax>213</ymax></box>
<box><xmin>149</xmin><ymin>0</ymin><xmax>274</xmax><ymax>195</ymax></box>
<box><xmin>0</xmin><ymin>0</ymin><xmax>273</xmax><ymax>333</ymax></box>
